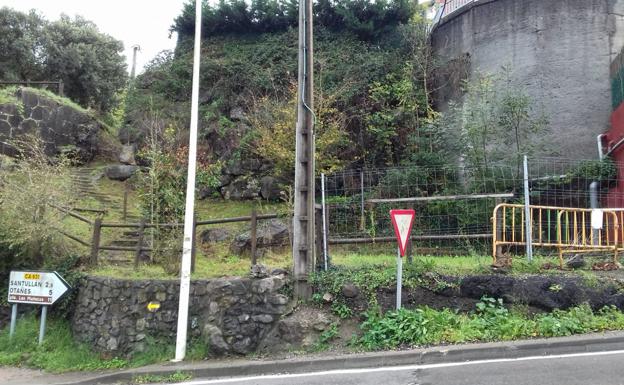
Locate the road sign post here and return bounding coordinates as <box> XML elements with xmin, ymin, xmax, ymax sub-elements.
<box><xmin>390</xmin><ymin>209</ymin><xmax>415</xmax><ymax>310</ymax></box>
<box><xmin>9</xmin><ymin>304</ymin><xmax>17</xmax><ymax>338</ymax></box>
<box><xmin>7</xmin><ymin>271</ymin><xmax>71</xmax><ymax>344</ymax></box>
<box><xmin>396</xmin><ymin>247</ymin><xmax>402</xmax><ymax>309</ymax></box>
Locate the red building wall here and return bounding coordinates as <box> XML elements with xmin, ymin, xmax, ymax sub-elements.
<box><xmin>603</xmin><ymin>103</ymin><xmax>624</xmax><ymax>207</ymax></box>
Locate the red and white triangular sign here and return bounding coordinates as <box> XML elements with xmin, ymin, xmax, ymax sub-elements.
<box><xmin>390</xmin><ymin>209</ymin><xmax>415</xmax><ymax>257</ymax></box>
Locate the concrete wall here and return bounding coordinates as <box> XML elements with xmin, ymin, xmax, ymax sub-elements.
<box><xmin>431</xmin><ymin>0</ymin><xmax>624</xmax><ymax>159</ymax></box>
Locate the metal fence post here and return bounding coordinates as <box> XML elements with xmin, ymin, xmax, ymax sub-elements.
<box><xmin>315</xmin><ymin>204</ymin><xmax>323</xmax><ymax>271</ymax></box>
<box><xmin>523</xmin><ymin>155</ymin><xmax>533</xmax><ymax>261</ymax></box>
<box><xmin>360</xmin><ymin>170</ymin><xmax>365</xmax><ymax>230</ymax></box>
<box><xmin>590</xmin><ymin>181</ymin><xmax>599</xmax><ymax>245</ymax></box>
<box><xmin>494</xmin><ymin>197</ymin><xmax>503</xmax><ymax>259</ymax></box>
<box><xmin>321</xmin><ymin>173</ymin><xmax>329</xmax><ymax>271</ymax></box>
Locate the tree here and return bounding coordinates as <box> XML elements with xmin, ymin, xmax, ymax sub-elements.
<box><xmin>0</xmin><ymin>8</ymin><xmax>127</xmax><ymax>113</ymax></box>
<box><xmin>171</xmin><ymin>0</ymin><xmax>413</xmax><ymax>41</ymax></box>
<box><xmin>41</xmin><ymin>15</ymin><xmax>127</xmax><ymax>112</ymax></box>
<box><xmin>0</xmin><ymin>7</ymin><xmax>45</xmax><ymax>81</ymax></box>
<box><xmin>444</xmin><ymin>69</ymin><xmax>549</xmax><ymax>184</ymax></box>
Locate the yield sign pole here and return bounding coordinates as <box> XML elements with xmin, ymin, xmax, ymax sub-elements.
<box><xmin>175</xmin><ymin>0</ymin><xmax>202</xmax><ymax>362</ymax></box>
<box><xmin>390</xmin><ymin>209</ymin><xmax>415</xmax><ymax>310</ymax></box>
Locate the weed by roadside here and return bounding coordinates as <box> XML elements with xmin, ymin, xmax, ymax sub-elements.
<box><xmin>132</xmin><ymin>371</ymin><xmax>192</xmax><ymax>384</ymax></box>
<box><xmin>0</xmin><ymin>315</ymin><xmax>207</xmax><ymax>372</ymax></box>
<box><xmin>358</xmin><ymin>297</ymin><xmax>624</xmax><ymax>350</ymax></box>
<box><xmin>0</xmin><ymin>316</ymin><xmax>127</xmax><ymax>372</ymax></box>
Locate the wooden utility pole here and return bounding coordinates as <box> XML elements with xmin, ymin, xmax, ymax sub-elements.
<box><xmin>293</xmin><ymin>0</ymin><xmax>315</xmax><ymax>300</ymax></box>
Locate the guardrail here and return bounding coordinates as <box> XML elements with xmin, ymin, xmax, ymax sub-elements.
<box><xmin>492</xmin><ymin>204</ymin><xmax>620</xmax><ymax>267</ymax></box>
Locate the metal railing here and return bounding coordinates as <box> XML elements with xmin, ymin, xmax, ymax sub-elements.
<box><xmin>433</xmin><ymin>0</ymin><xmax>480</xmax><ymax>25</ymax></box>
<box><xmin>493</xmin><ymin>204</ymin><xmax>620</xmax><ymax>267</ymax></box>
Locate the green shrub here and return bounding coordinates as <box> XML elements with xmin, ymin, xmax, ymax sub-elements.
<box><xmin>357</xmin><ymin>298</ymin><xmax>624</xmax><ymax>350</ymax></box>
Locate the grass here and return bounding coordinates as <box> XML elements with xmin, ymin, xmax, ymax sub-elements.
<box><xmin>24</xmin><ymin>87</ymin><xmax>89</xmax><ymax>115</ymax></box>
<box><xmin>0</xmin><ymin>316</ymin><xmax>126</xmax><ymax>372</ymax></box>
<box><xmin>0</xmin><ymin>315</ymin><xmax>207</xmax><ymax>373</ymax></box>
<box><xmin>91</xmin><ymin>244</ymin><xmax>292</xmax><ymax>280</ymax></box>
<box><xmin>0</xmin><ymin>86</ymin><xmax>23</xmax><ymax>113</ymax></box>
<box><xmin>331</xmin><ymin>252</ymin><xmax>558</xmax><ymax>277</ymax></box>
<box><xmin>358</xmin><ymin>299</ymin><xmax>624</xmax><ymax>350</ymax></box>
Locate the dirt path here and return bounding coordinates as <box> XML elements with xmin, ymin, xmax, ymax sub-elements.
<box><xmin>0</xmin><ymin>367</ymin><xmax>92</xmax><ymax>385</ymax></box>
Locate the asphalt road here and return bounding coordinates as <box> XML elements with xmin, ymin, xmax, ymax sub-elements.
<box><xmin>170</xmin><ymin>350</ymin><xmax>624</xmax><ymax>385</ymax></box>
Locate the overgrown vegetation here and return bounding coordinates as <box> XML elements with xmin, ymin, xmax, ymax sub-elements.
<box><xmin>358</xmin><ymin>298</ymin><xmax>624</xmax><ymax>350</ymax></box>
<box><xmin>0</xmin><ymin>86</ymin><xmax>22</xmax><ymax>113</ymax></box>
<box><xmin>0</xmin><ymin>138</ymin><xmax>77</xmax><ymax>280</ymax></box>
<box><xmin>444</xmin><ymin>69</ymin><xmax>549</xmax><ymax>178</ymax></box>
<box><xmin>127</xmin><ymin>4</ymin><xmax>437</xmax><ymax>183</ymax></box>
<box><xmin>0</xmin><ymin>7</ymin><xmax>127</xmax><ymax>112</ymax></box>
<box><xmin>0</xmin><ymin>315</ymin><xmax>207</xmax><ymax>372</ymax></box>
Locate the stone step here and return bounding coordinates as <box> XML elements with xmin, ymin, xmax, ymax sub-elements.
<box><xmin>109</xmin><ymin>239</ymin><xmax>139</xmax><ymax>247</ymax></box>
<box><xmin>99</xmin><ymin>257</ymin><xmax>133</xmax><ymax>266</ymax></box>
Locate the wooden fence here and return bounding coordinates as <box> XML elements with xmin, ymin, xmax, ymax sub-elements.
<box><xmin>0</xmin><ymin>80</ymin><xmax>64</xmax><ymax>97</ymax></box>
<box><xmin>57</xmin><ymin>205</ymin><xmax>280</xmax><ymax>271</ymax></box>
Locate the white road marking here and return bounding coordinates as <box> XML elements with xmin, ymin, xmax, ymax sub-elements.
<box><xmin>174</xmin><ymin>349</ymin><xmax>624</xmax><ymax>385</ymax></box>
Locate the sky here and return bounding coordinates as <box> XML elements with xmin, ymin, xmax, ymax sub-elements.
<box><xmin>0</xmin><ymin>0</ymin><xmax>189</xmax><ymax>74</ymax></box>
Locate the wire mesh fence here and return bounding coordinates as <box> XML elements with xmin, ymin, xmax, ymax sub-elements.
<box><xmin>319</xmin><ymin>156</ymin><xmax>621</xmax><ymax>260</ymax></box>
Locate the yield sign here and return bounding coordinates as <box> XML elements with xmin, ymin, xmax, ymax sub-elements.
<box><xmin>390</xmin><ymin>209</ymin><xmax>415</xmax><ymax>257</ymax></box>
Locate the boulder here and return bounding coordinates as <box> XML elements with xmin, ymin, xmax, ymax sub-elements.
<box><xmin>566</xmin><ymin>254</ymin><xmax>586</xmax><ymax>269</ymax></box>
<box><xmin>230</xmin><ymin>219</ymin><xmax>290</xmax><ymax>256</ymax></box>
<box><xmin>200</xmin><ymin>228</ymin><xmax>231</xmax><ymax>244</ymax></box>
<box><xmin>257</xmin><ymin>307</ymin><xmax>335</xmax><ymax>353</ymax></box>
<box><xmin>105</xmin><ymin>165</ymin><xmax>139</xmax><ymax>181</ymax></box>
<box><xmin>205</xmin><ymin>121</ymin><xmax>251</xmax><ymax>164</ymax></box>
<box><xmin>221</xmin><ymin>177</ymin><xmax>260</xmax><ymax>200</ymax></box>
<box><xmin>341</xmin><ymin>284</ymin><xmax>360</xmax><ymax>298</ymax></box>
<box><xmin>202</xmin><ymin>324</ymin><xmax>230</xmax><ymax>355</ymax></box>
<box><xmin>260</xmin><ymin>176</ymin><xmax>282</xmax><ymax>201</ymax></box>
<box><xmin>119</xmin><ymin>145</ymin><xmax>136</xmax><ymax>165</ymax></box>
<box><xmin>250</xmin><ymin>264</ymin><xmax>269</xmax><ymax>278</ymax></box>
<box><xmin>224</xmin><ymin>161</ymin><xmax>244</xmax><ymax>176</ymax></box>
<box><xmin>229</xmin><ymin>106</ymin><xmax>246</xmax><ymax>121</ymax></box>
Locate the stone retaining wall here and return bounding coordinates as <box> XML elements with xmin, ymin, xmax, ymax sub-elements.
<box><xmin>71</xmin><ymin>274</ymin><xmax>292</xmax><ymax>356</ymax></box>
<box><xmin>0</xmin><ymin>88</ymin><xmax>102</xmax><ymax>163</ymax></box>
